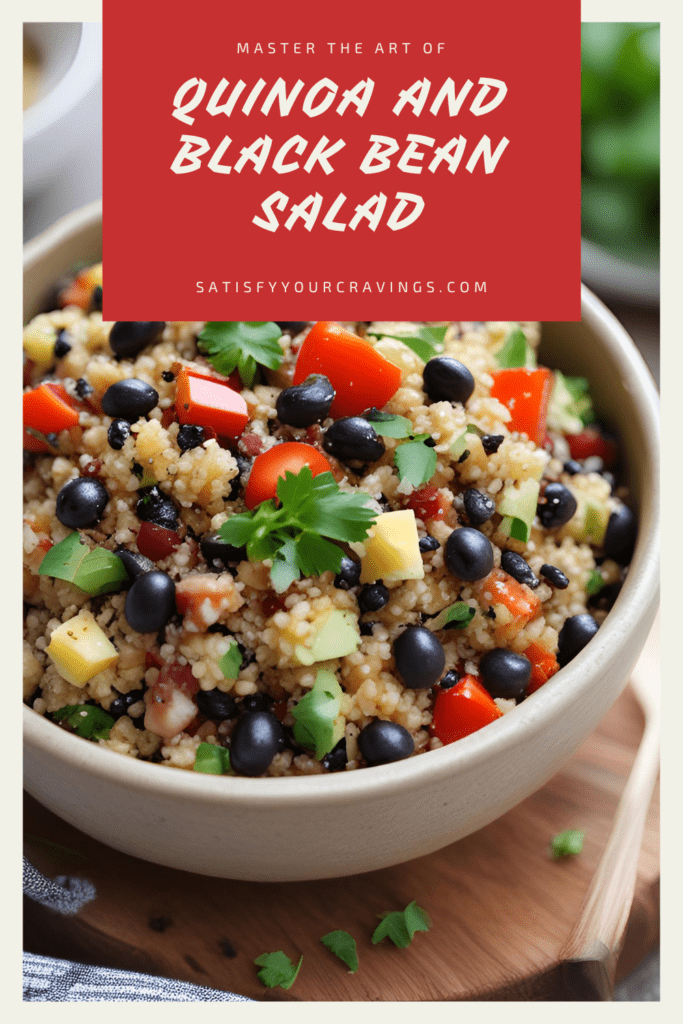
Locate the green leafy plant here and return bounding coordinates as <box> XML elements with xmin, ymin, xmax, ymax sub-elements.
<box><xmin>394</xmin><ymin>435</ymin><xmax>438</xmax><ymax>488</ymax></box>
<box><xmin>361</xmin><ymin>408</ymin><xmax>413</xmax><ymax>439</ymax></box>
<box><xmin>371</xmin><ymin>901</ymin><xmax>431</xmax><ymax>948</ymax></box>
<box><xmin>254</xmin><ymin>951</ymin><xmax>303</xmax><ymax>990</ymax></box>
<box><xmin>495</xmin><ymin>326</ymin><xmax>537</xmax><ymax>369</ymax></box>
<box><xmin>321</xmin><ymin>930</ymin><xmax>359</xmax><ymax>973</ymax></box>
<box><xmin>197</xmin><ymin>322</ymin><xmax>283</xmax><ymax>387</ymax></box>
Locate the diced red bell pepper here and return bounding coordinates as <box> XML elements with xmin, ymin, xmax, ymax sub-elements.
<box><xmin>24</xmin><ymin>382</ymin><xmax>80</xmax><ymax>450</ymax></box>
<box><xmin>137</xmin><ymin>521</ymin><xmax>181</xmax><ymax>562</ymax></box>
<box><xmin>430</xmin><ymin>674</ymin><xmax>503</xmax><ymax>745</ymax></box>
<box><xmin>293</xmin><ymin>321</ymin><xmax>402</xmax><ymax>418</ymax></box>
<box><xmin>490</xmin><ymin>367</ymin><xmax>553</xmax><ymax>446</ymax></box>
<box><xmin>567</xmin><ymin>427</ymin><xmax>618</xmax><ymax>468</ymax></box>
<box><xmin>524</xmin><ymin>642</ymin><xmax>560</xmax><ymax>694</ymax></box>
<box><xmin>405</xmin><ymin>486</ymin><xmax>447</xmax><ymax>522</ymax></box>
<box><xmin>175</xmin><ymin>368</ymin><xmax>248</xmax><ymax>438</ymax></box>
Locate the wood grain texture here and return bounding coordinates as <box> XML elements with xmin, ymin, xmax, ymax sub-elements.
<box><xmin>23</xmin><ymin>684</ymin><xmax>659</xmax><ymax>1001</ymax></box>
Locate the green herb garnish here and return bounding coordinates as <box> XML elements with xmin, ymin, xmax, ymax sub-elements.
<box><xmin>321</xmin><ymin>930</ymin><xmax>359</xmax><ymax>973</ymax></box>
<box><xmin>431</xmin><ymin>602</ymin><xmax>476</xmax><ymax>631</ymax></box>
<box><xmin>394</xmin><ymin>435</ymin><xmax>438</xmax><ymax>488</ymax></box>
<box><xmin>495</xmin><ymin>326</ymin><xmax>537</xmax><ymax>369</ymax></box>
<box><xmin>371</xmin><ymin>901</ymin><xmax>431</xmax><ymax>948</ymax></box>
<box><xmin>585</xmin><ymin>569</ymin><xmax>605</xmax><ymax>596</ymax></box>
<box><xmin>194</xmin><ymin>742</ymin><xmax>232</xmax><ymax>775</ymax></box>
<box><xmin>549</xmin><ymin>829</ymin><xmax>585</xmax><ymax>859</ymax></box>
<box><xmin>52</xmin><ymin>704</ymin><xmax>115</xmax><ymax>740</ymax></box>
<box><xmin>254</xmin><ymin>951</ymin><xmax>303</xmax><ymax>990</ymax></box>
<box><xmin>39</xmin><ymin>532</ymin><xmax>128</xmax><ymax>596</ymax></box>
<box><xmin>219</xmin><ymin>467</ymin><xmax>376</xmax><ymax>593</ymax></box>
<box><xmin>291</xmin><ymin>669</ymin><xmax>344</xmax><ymax>760</ymax></box>
<box><xmin>367</xmin><ymin>323</ymin><xmax>448</xmax><ymax>362</ymax></box>
<box><xmin>197</xmin><ymin>322</ymin><xmax>283</xmax><ymax>388</ymax></box>
<box><xmin>218</xmin><ymin>640</ymin><xmax>242</xmax><ymax>680</ymax></box>
<box><xmin>362</xmin><ymin>408</ymin><xmax>413</xmax><ymax>439</ymax></box>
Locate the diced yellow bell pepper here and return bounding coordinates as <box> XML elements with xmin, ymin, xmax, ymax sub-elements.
<box><xmin>46</xmin><ymin>611</ymin><xmax>119</xmax><ymax>687</ymax></box>
<box><xmin>360</xmin><ymin>509</ymin><xmax>424</xmax><ymax>585</ymax></box>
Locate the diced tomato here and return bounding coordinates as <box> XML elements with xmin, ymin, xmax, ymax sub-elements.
<box><xmin>472</xmin><ymin>568</ymin><xmax>541</xmax><ymax>641</ymax></box>
<box><xmin>144</xmin><ymin>669</ymin><xmax>198</xmax><ymax>738</ymax></box>
<box><xmin>567</xmin><ymin>427</ymin><xmax>618</xmax><ymax>468</ymax></box>
<box><xmin>137</xmin><ymin>521</ymin><xmax>181</xmax><ymax>562</ymax></box>
<box><xmin>24</xmin><ymin>382</ymin><xmax>80</xmax><ymax>449</ymax></box>
<box><xmin>244</xmin><ymin>442</ymin><xmax>332</xmax><ymax>509</ymax></box>
<box><xmin>36</xmin><ymin>538</ymin><xmax>53</xmax><ymax>554</ymax></box>
<box><xmin>157</xmin><ymin>662</ymin><xmax>200</xmax><ymax>696</ymax></box>
<box><xmin>262</xmin><ymin>594</ymin><xmax>287</xmax><ymax>618</ymax></box>
<box><xmin>490</xmin><ymin>368</ymin><xmax>553</xmax><ymax>446</ymax></box>
<box><xmin>524</xmin><ymin>642</ymin><xmax>560</xmax><ymax>694</ymax></box>
<box><xmin>272</xmin><ymin>698</ymin><xmax>288</xmax><ymax>723</ymax></box>
<box><xmin>430</xmin><ymin>674</ymin><xmax>503</xmax><ymax>744</ymax></box>
<box><xmin>293</xmin><ymin>321</ymin><xmax>402</xmax><ymax>418</ymax></box>
<box><xmin>145</xmin><ymin>652</ymin><xmax>164</xmax><ymax>670</ymax></box>
<box><xmin>405</xmin><ymin>486</ymin><xmax>447</xmax><ymax>522</ymax></box>
<box><xmin>175</xmin><ymin>368</ymin><xmax>249</xmax><ymax>439</ymax></box>
<box><xmin>239</xmin><ymin>433</ymin><xmax>264</xmax><ymax>457</ymax></box>
<box><xmin>82</xmin><ymin>459</ymin><xmax>102</xmax><ymax>477</ymax></box>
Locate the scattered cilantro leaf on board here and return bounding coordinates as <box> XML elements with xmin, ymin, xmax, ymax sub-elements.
<box><xmin>52</xmin><ymin>704</ymin><xmax>115</xmax><ymax>741</ymax></box>
<box><xmin>549</xmin><ymin>829</ymin><xmax>585</xmax><ymax>859</ymax></box>
<box><xmin>218</xmin><ymin>640</ymin><xmax>242</xmax><ymax>681</ymax></box>
<box><xmin>254</xmin><ymin>951</ymin><xmax>303</xmax><ymax>990</ymax></box>
<box><xmin>367</xmin><ymin>323</ymin><xmax>448</xmax><ymax>362</ymax></box>
<box><xmin>371</xmin><ymin>901</ymin><xmax>432</xmax><ymax>948</ymax></box>
<box><xmin>321</xmin><ymin>930</ymin><xmax>359</xmax><ymax>973</ymax></box>
<box><xmin>219</xmin><ymin>468</ymin><xmax>376</xmax><ymax>592</ymax></box>
<box><xmin>38</xmin><ymin>532</ymin><xmax>128</xmax><ymax>596</ymax></box>
<box><xmin>394</xmin><ymin>435</ymin><xmax>438</xmax><ymax>488</ymax></box>
<box><xmin>197</xmin><ymin>322</ymin><xmax>283</xmax><ymax>387</ymax></box>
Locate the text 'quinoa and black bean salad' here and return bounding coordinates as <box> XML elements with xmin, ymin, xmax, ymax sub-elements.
<box><xmin>23</xmin><ymin>264</ymin><xmax>637</xmax><ymax>777</ymax></box>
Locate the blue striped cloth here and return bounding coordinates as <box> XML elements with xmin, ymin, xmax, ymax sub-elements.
<box><xmin>23</xmin><ymin>859</ymin><xmax>253</xmax><ymax>1002</ymax></box>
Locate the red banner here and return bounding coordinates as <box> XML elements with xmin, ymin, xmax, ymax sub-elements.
<box><xmin>103</xmin><ymin>0</ymin><xmax>580</xmax><ymax>320</ymax></box>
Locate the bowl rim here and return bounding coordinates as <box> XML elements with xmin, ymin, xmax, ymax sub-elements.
<box><xmin>23</xmin><ymin>203</ymin><xmax>660</xmax><ymax>808</ymax></box>
<box><xmin>23</xmin><ymin>24</ymin><xmax>102</xmax><ymax>145</ymax></box>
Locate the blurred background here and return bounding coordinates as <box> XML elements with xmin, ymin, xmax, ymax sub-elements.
<box><xmin>21</xmin><ymin>19</ymin><xmax>660</xmax><ymax>1001</ymax></box>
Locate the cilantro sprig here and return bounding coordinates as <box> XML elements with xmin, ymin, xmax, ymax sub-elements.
<box><xmin>197</xmin><ymin>322</ymin><xmax>283</xmax><ymax>387</ymax></box>
<box><xmin>52</xmin><ymin>704</ymin><xmax>115</xmax><ymax>740</ymax></box>
<box><xmin>321</xmin><ymin>930</ymin><xmax>359</xmax><ymax>973</ymax></box>
<box><xmin>219</xmin><ymin>467</ymin><xmax>377</xmax><ymax>593</ymax></box>
<box><xmin>254</xmin><ymin>951</ymin><xmax>303</xmax><ymax>990</ymax></box>
<box><xmin>367</xmin><ymin>323</ymin><xmax>448</xmax><ymax>362</ymax></box>
<box><xmin>371</xmin><ymin>901</ymin><xmax>431</xmax><ymax>948</ymax></box>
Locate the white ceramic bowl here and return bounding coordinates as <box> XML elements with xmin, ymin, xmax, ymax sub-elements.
<box><xmin>23</xmin><ymin>23</ymin><xmax>102</xmax><ymax>197</ymax></box>
<box><xmin>23</xmin><ymin>204</ymin><xmax>660</xmax><ymax>881</ymax></box>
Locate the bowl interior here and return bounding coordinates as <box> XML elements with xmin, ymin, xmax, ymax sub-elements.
<box><xmin>23</xmin><ymin>23</ymin><xmax>82</xmax><ymax>112</ymax></box>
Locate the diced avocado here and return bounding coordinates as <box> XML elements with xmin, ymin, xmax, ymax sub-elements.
<box><xmin>497</xmin><ymin>478</ymin><xmax>540</xmax><ymax>544</ymax></box>
<box><xmin>46</xmin><ymin>611</ymin><xmax>119</xmax><ymax>686</ymax></box>
<box><xmin>546</xmin><ymin>371</ymin><xmax>595</xmax><ymax>435</ymax></box>
<box><xmin>294</xmin><ymin>609</ymin><xmax>360</xmax><ymax>666</ymax></box>
<box><xmin>563</xmin><ymin>493</ymin><xmax>610</xmax><ymax>546</ymax></box>
<box><xmin>360</xmin><ymin>509</ymin><xmax>424</xmax><ymax>584</ymax></box>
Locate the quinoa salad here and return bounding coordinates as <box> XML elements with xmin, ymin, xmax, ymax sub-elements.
<box><xmin>23</xmin><ymin>265</ymin><xmax>638</xmax><ymax>777</ymax></box>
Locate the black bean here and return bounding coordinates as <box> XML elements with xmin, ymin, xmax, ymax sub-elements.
<box><xmin>54</xmin><ymin>330</ymin><xmax>71</xmax><ymax>358</ymax></box>
<box><xmin>563</xmin><ymin>459</ymin><xmax>583</xmax><ymax>476</ymax></box>
<box><xmin>558</xmin><ymin>613</ymin><xmax>599</xmax><ymax>667</ymax></box>
<box><xmin>276</xmin><ymin>374</ymin><xmax>335</xmax><ymax>427</ymax></box>
<box><xmin>358</xmin><ymin>582</ymin><xmax>390</xmax><ymax>613</ymax></box>
<box><xmin>423</xmin><ymin>357</ymin><xmax>475</xmax><ymax>404</ymax></box>
<box><xmin>481</xmin><ymin>434</ymin><xmax>504</xmax><ymax>455</ymax></box>
<box><xmin>108</xmin><ymin>419</ymin><xmax>131</xmax><ymax>450</ymax></box>
<box><xmin>393</xmin><ymin>625</ymin><xmax>445</xmax><ymax>689</ymax></box>
<box><xmin>109</xmin><ymin>322</ymin><xmax>166</xmax><ymax>359</ymax></box>
<box><xmin>55</xmin><ymin>477</ymin><xmax>108</xmax><ymax>529</ymax></box>
<box><xmin>323</xmin><ymin>417</ymin><xmax>385</xmax><ymax>463</ymax></box>
<box><xmin>196</xmin><ymin>688</ymin><xmax>238</xmax><ymax>721</ymax></box>
<box><xmin>537</xmin><ymin>482</ymin><xmax>578</xmax><ymax>529</ymax></box>
<box><xmin>136</xmin><ymin>486</ymin><xmax>179</xmax><ymax>531</ymax></box>
<box><xmin>439</xmin><ymin>670</ymin><xmax>461</xmax><ymax>690</ymax></box>
<box><xmin>463</xmin><ymin>488</ymin><xmax>495</xmax><ymax>526</ymax></box>
<box><xmin>229</xmin><ymin>711</ymin><xmax>286</xmax><ymax>776</ymax></box>
<box><xmin>161</xmin><ymin>370</ymin><xmax>175</xmax><ymax>383</ymax></box>
<box><xmin>419</xmin><ymin>535</ymin><xmax>440</xmax><ymax>553</ymax></box>
<box><xmin>603</xmin><ymin>505</ymin><xmax>637</xmax><ymax>565</ymax></box>
<box><xmin>91</xmin><ymin>286</ymin><xmax>103</xmax><ymax>312</ymax></box>
<box><xmin>501</xmin><ymin>550</ymin><xmax>539</xmax><ymax>589</ymax></box>
<box><xmin>539</xmin><ymin>564</ymin><xmax>569</xmax><ymax>589</ymax></box>
<box><xmin>124</xmin><ymin>571</ymin><xmax>176</xmax><ymax>633</ymax></box>
<box><xmin>358</xmin><ymin>719</ymin><xmax>414</xmax><ymax>767</ymax></box>
<box><xmin>177</xmin><ymin>424</ymin><xmax>205</xmax><ymax>451</ymax></box>
<box><xmin>334</xmin><ymin>556</ymin><xmax>361</xmax><ymax>590</ymax></box>
<box><xmin>75</xmin><ymin>378</ymin><xmax>93</xmax><ymax>399</ymax></box>
<box><xmin>200</xmin><ymin>531</ymin><xmax>247</xmax><ymax>566</ymax></box>
<box><xmin>359</xmin><ymin>621</ymin><xmax>378</xmax><ymax>636</ymax></box>
<box><xmin>274</xmin><ymin>322</ymin><xmax>308</xmax><ymax>334</ymax></box>
<box><xmin>445</xmin><ymin>527</ymin><xmax>494</xmax><ymax>581</ymax></box>
<box><xmin>108</xmin><ymin>688</ymin><xmax>145</xmax><ymax>720</ymax></box>
<box><xmin>479</xmin><ymin>648</ymin><xmax>531</xmax><ymax>701</ymax></box>
<box><xmin>115</xmin><ymin>546</ymin><xmax>157</xmax><ymax>579</ymax></box>
<box><xmin>322</xmin><ymin>737</ymin><xmax>348</xmax><ymax>772</ymax></box>
<box><xmin>102</xmin><ymin>379</ymin><xmax>159</xmax><ymax>422</ymax></box>
<box><xmin>587</xmin><ymin>580</ymin><xmax>622</xmax><ymax>612</ymax></box>
<box><xmin>239</xmin><ymin>693</ymin><xmax>274</xmax><ymax>714</ymax></box>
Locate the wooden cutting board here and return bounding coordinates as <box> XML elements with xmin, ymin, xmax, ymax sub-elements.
<box><xmin>23</xmin><ymin>684</ymin><xmax>659</xmax><ymax>1001</ymax></box>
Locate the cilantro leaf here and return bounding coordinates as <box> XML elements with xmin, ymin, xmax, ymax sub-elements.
<box><xmin>321</xmin><ymin>930</ymin><xmax>359</xmax><ymax>973</ymax></box>
<box><xmin>367</xmin><ymin>323</ymin><xmax>448</xmax><ymax>362</ymax></box>
<box><xmin>431</xmin><ymin>602</ymin><xmax>476</xmax><ymax>631</ymax></box>
<box><xmin>194</xmin><ymin>742</ymin><xmax>232</xmax><ymax>775</ymax></box>
<box><xmin>254</xmin><ymin>951</ymin><xmax>303</xmax><ymax>990</ymax></box>
<box><xmin>52</xmin><ymin>704</ymin><xmax>115</xmax><ymax>741</ymax></box>
<box><xmin>549</xmin><ymin>829</ymin><xmax>585</xmax><ymax>859</ymax></box>
<box><xmin>361</xmin><ymin>408</ymin><xmax>413</xmax><ymax>439</ymax></box>
<box><xmin>39</xmin><ymin>533</ymin><xmax>128</xmax><ymax>596</ymax></box>
<box><xmin>218</xmin><ymin>640</ymin><xmax>242</xmax><ymax>680</ymax></box>
<box><xmin>291</xmin><ymin>669</ymin><xmax>344</xmax><ymax>759</ymax></box>
<box><xmin>495</xmin><ymin>326</ymin><xmax>537</xmax><ymax>369</ymax></box>
<box><xmin>219</xmin><ymin>468</ymin><xmax>376</xmax><ymax>592</ymax></box>
<box><xmin>371</xmin><ymin>901</ymin><xmax>431</xmax><ymax>948</ymax></box>
<box><xmin>585</xmin><ymin>569</ymin><xmax>605</xmax><ymax>596</ymax></box>
<box><xmin>394</xmin><ymin>437</ymin><xmax>438</xmax><ymax>488</ymax></box>
<box><xmin>197</xmin><ymin>322</ymin><xmax>283</xmax><ymax>388</ymax></box>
